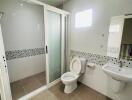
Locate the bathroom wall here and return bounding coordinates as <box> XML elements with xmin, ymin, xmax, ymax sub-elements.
<box><xmin>63</xmin><ymin>0</ymin><xmax>132</xmax><ymax>56</ymax></box>
<box><xmin>0</xmin><ymin>0</ymin><xmax>45</xmax><ymax>82</ymax></box>
<box><xmin>63</xmin><ymin>0</ymin><xmax>132</xmax><ymax>100</ymax></box>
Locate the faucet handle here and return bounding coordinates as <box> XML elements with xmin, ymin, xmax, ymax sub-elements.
<box><xmin>119</xmin><ymin>60</ymin><xmax>123</xmax><ymax>68</ymax></box>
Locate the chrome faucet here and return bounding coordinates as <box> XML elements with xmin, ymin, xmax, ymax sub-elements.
<box><xmin>119</xmin><ymin>61</ymin><xmax>123</xmax><ymax>68</ymax></box>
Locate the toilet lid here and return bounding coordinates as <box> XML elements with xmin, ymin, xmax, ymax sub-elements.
<box><xmin>70</xmin><ymin>57</ymin><xmax>81</xmax><ymax>75</ymax></box>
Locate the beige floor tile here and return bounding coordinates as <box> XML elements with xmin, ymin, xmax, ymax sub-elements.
<box><xmin>30</xmin><ymin>82</ymin><xmax>112</xmax><ymax>100</ymax></box>
<box><xmin>20</xmin><ymin>77</ymin><xmax>42</xmax><ymax>93</ymax></box>
<box><xmin>11</xmin><ymin>72</ymin><xmax>46</xmax><ymax>100</ymax></box>
<box><xmin>11</xmin><ymin>81</ymin><xmax>26</xmax><ymax>100</ymax></box>
<box><xmin>30</xmin><ymin>90</ymin><xmax>58</xmax><ymax>100</ymax></box>
<box><xmin>97</xmin><ymin>94</ymin><xmax>107</xmax><ymax>100</ymax></box>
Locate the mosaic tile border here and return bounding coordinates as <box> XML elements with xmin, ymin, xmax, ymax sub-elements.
<box><xmin>5</xmin><ymin>48</ymin><xmax>45</xmax><ymax>60</ymax></box>
<box><xmin>70</xmin><ymin>50</ymin><xmax>132</xmax><ymax>68</ymax></box>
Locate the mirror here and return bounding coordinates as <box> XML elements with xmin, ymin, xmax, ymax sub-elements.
<box><xmin>120</xmin><ymin>18</ymin><xmax>132</xmax><ymax>60</ymax></box>
<box><xmin>107</xmin><ymin>15</ymin><xmax>132</xmax><ymax>60</ymax></box>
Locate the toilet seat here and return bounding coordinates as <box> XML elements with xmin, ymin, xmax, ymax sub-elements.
<box><xmin>61</xmin><ymin>57</ymin><xmax>81</xmax><ymax>83</ymax></box>
<box><xmin>70</xmin><ymin>57</ymin><xmax>82</xmax><ymax>75</ymax></box>
<box><xmin>61</xmin><ymin>72</ymin><xmax>79</xmax><ymax>82</ymax></box>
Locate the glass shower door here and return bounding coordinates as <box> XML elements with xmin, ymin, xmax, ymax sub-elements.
<box><xmin>46</xmin><ymin>10</ymin><xmax>61</xmax><ymax>83</ymax></box>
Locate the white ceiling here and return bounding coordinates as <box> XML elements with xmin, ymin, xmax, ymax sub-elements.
<box><xmin>39</xmin><ymin>0</ymin><xmax>69</xmax><ymax>6</ymax></box>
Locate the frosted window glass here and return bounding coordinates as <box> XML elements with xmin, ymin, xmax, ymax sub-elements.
<box><xmin>75</xmin><ymin>9</ymin><xmax>92</xmax><ymax>28</ymax></box>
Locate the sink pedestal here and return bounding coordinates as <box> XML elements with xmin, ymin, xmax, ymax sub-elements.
<box><xmin>111</xmin><ymin>78</ymin><xmax>126</xmax><ymax>93</ymax></box>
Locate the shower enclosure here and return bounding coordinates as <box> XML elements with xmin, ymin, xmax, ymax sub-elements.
<box><xmin>0</xmin><ymin>0</ymin><xmax>69</xmax><ymax>100</ymax></box>
<box><xmin>43</xmin><ymin>2</ymin><xmax>69</xmax><ymax>84</ymax></box>
<box><xmin>46</xmin><ymin>11</ymin><xmax>62</xmax><ymax>83</ymax></box>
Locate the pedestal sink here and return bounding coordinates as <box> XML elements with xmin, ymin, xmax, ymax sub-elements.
<box><xmin>102</xmin><ymin>63</ymin><xmax>132</xmax><ymax>92</ymax></box>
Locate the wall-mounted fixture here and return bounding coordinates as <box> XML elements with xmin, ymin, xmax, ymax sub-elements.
<box><xmin>0</xmin><ymin>11</ymin><xmax>4</xmax><ymax>19</ymax></box>
<box><xmin>107</xmin><ymin>14</ymin><xmax>132</xmax><ymax>60</ymax></box>
<box><xmin>86</xmin><ymin>62</ymin><xmax>96</xmax><ymax>69</ymax></box>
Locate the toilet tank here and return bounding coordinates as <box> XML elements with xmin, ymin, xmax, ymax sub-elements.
<box><xmin>80</xmin><ymin>57</ymin><xmax>87</xmax><ymax>74</ymax></box>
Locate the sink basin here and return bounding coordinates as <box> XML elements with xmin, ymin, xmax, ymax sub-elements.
<box><xmin>102</xmin><ymin>63</ymin><xmax>132</xmax><ymax>82</ymax></box>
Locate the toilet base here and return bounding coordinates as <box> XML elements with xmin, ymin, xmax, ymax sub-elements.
<box><xmin>64</xmin><ymin>82</ymin><xmax>77</xmax><ymax>94</ymax></box>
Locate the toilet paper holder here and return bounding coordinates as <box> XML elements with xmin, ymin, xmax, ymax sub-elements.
<box><xmin>86</xmin><ymin>62</ymin><xmax>96</xmax><ymax>69</ymax></box>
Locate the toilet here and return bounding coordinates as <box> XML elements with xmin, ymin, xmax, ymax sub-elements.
<box><xmin>61</xmin><ymin>57</ymin><xmax>86</xmax><ymax>94</ymax></box>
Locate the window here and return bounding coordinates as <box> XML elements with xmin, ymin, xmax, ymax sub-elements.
<box><xmin>75</xmin><ymin>9</ymin><xmax>92</xmax><ymax>28</ymax></box>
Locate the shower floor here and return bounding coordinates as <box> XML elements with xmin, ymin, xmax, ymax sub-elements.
<box><xmin>11</xmin><ymin>72</ymin><xmax>46</xmax><ymax>100</ymax></box>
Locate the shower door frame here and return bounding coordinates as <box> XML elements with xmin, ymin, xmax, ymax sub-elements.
<box><xmin>44</xmin><ymin>5</ymin><xmax>69</xmax><ymax>84</ymax></box>
<box><xmin>28</xmin><ymin>0</ymin><xmax>69</xmax><ymax>84</ymax></box>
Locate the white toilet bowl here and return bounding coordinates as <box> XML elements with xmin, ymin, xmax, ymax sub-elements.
<box><xmin>61</xmin><ymin>57</ymin><xmax>86</xmax><ymax>94</ymax></box>
<box><xmin>61</xmin><ymin>72</ymin><xmax>79</xmax><ymax>93</ymax></box>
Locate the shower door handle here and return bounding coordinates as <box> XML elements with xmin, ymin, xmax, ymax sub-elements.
<box><xmin>46</xmin><ymin>45</ymin><xmax>48</xmax><ymax>54</ymax></box>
